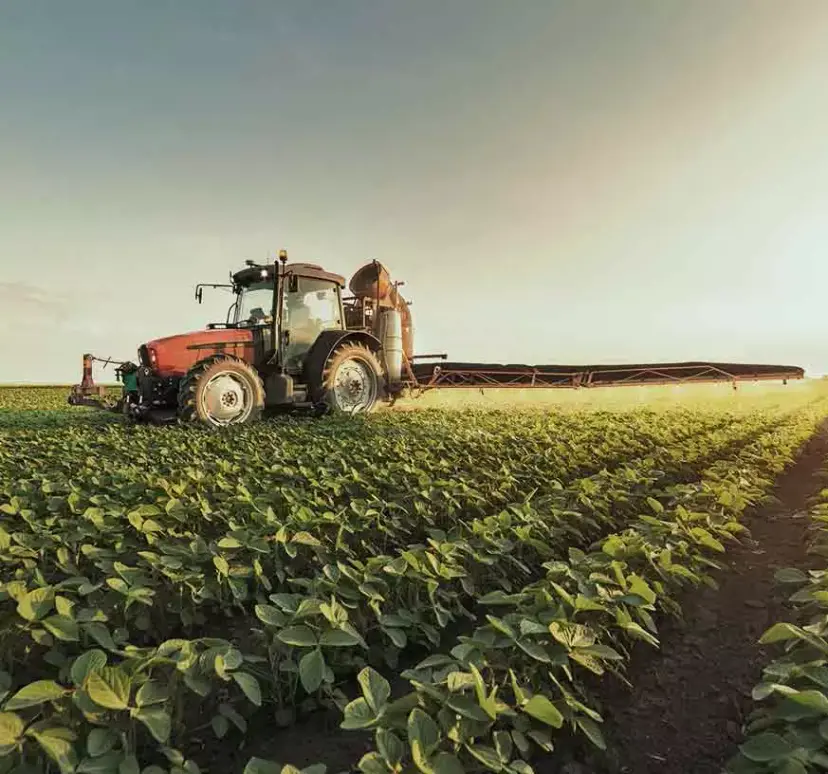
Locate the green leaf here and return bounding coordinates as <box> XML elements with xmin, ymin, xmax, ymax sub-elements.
<box><xmin>627</xmin><ymin>575</ymin><xmax>656</xmax><ymax>605</ymax></box>
<box><xmin>320</xmin><ymin>629</ymin><xmax>361</xmax><ymax>647</ymax></box>
<box><xmin>516</xmin><ymin>640</ymin><xmax>551</xmax><ymax>663</ymax></box>
<box><xmin>120</xmin><ymin>754</ymin><xmax>140</xmax><ymax>774</ymax></box>
<box><xmin>243</xmin><ymin>759</ymin><xmax>282</xmax><ymax>774</ymax></box>
<box><xmin>646</xmin><ymin>496</ymin><xmax>664</xmax><ymax>514</ymax></box>
<box><xmin>291</xmin><ymin>531</ymin><xmax>322</xmax><ymax>547</ymax></box>
<box><xmin>376</xmin><ymin>728</ymin><xmax>404</xmax><ymax>766</ymax></box>
<box><xmin>527</xmin><ymin>729</ymin><xmax>553</xmax><ymax>752</ymax></box>
<box><xmin>212</xmin><ymin>714</ymin><xmax>229</xmax><ymax>739</ymax></box>
<box><xmin>29</xmin><ymin>725</ymin><xmax>78</xmax><ymax>774</ymax></box>
<box><xmin>341</xmin><ymin>697</ymin><xmax>378</xmax><ymax>730</ymax></box>
<box><xmin>55</xmin><ymin>596</ymin><xmax>75</xmax><ymax>618</ymax></box>
<box><xmin>213</xmin><ymin>555</ymin><xmax>230</xmax><ymax>576</ymax></box>
<box><xmin>43</xmin><ymin>615</ymin><xmax>80</xmax><ymax>642</ymax></box>
<box><xmin>222</xmin><ymin>648</ymin><xmax>243</xmax><ymax>671</ymax></box>
<box><xmin>465</xmin><ymin>744</ymin><xmax>501</xmax><ymax>772</ymax></box>
<box><xmin>133</xmin><ymin>706</ymin><xmax>171</xmax><ymax>743</ymax></box>
<box><xmin>739</xmin><ymin>732</ymin><xmax>795</xmax><ymax>762</ymax></box>
<box><xmin>136</xmin><ymin>680</ymin><xmax>169</xmax><ymax>707</ymax></box>
<box><xmin>786</xmin><ymin>690</ymin><xmax>828</xmax><ymax>714</ymax></box>
<box><xmin>760</xmin><ymin>623</ymin><xmax>804</xmax><ymax>644</ymax></box>
<box><xmin>87</xmin><ymin>667</ymin><xmax>131</xmax><ymax>711</ymax></box>
<box><xmin>358</xmin><ymin>753</ymin><xmax>390</xmax><ymax>774</ymax></box>
<box><xmin>0</xmin><ymin>712</ymin><xmax>24</xmax><ymax>754</ymax></box>
<box><xmin>219</xmin><ymin>703</ymin><xmax>248</xmax><ymax>733</ymax></box>
<box><xmin>232</xmin><ymin>672</ymin><xmax>262</xmax><ymax>707</ymax></box>
<box><xmin>358</xmin><ymin>668</ymin><xmax>391</xmax><ymax>714</ymax></box>
<box><xmin>433</xmin><ymin>753</ymin><xmax>464</xmax><ymax>774</ymax></box>
<box><xmin>579</xmin><ymin>644</ymin><xmax>624</xmax><ymax>661</ymax></box>
<box><xmin>77</xmin><ymin>751</ymin><xmax>125</xmax><ymax>773</ymax></box>
<box><xmin>478</xmin><ymin>590</ymin><xmax>522</xmax><ymax>605</ymax></box>
<box><xmin>775</xmin><ymin>567</ymin><xmax>808</xmax><ymax>584</ymax></box>
<box><xmin>485</xmin><ymin>615</ymin><xmax>516</xmax><ymax>639</ymax></box>
<box><xmin>71</xmin><ymin>649</ymin><xmax>108</xmax><ymax>686</ymax></box>
<box><xmin>299</xmin><ymin>649</ymin><xmax>326</xmax><ymax>694</ymax></box>
<box><xmin>493</xmin><ymin>730</ymin><xmax>512</xmax><ymax>762</ymax></box>
<box><xmin>18</xmin><ymin>586</ymin><xmax>55</xmax><ymax>621</ymax></box>
<box><xmin>408</xmin><ymin>708</ymin><xmax>440</xmax><ymax>763</ymax></box>
<box><xmin>85</xmin><ymin>622</ymin><xmax>118</xmax><ymax>651</ymax></box>
<box><xmin>416</xmin><ymin>654</ymin><xmax>457</xmax><ymax>670</ymax></box>
<box><xmin>619</xmin><ymin>620</ymin><xmax>660</xmax><ymax>647</ymax></box>
<box><xmin>447</xmin><ymin>671</ymin><xmax>477</xmax><ymax>692</ymax></box>
<box><xmin>6</xmin><ymin>680</ymin><xmax>67</xmax><ymax>710</ymax></box>
<box><xmin>254</xmin><ymin>605</ymin><xmax>286</xmax><ymax>627</ymax></box>
<box><xmin>445</xmin><ymin>695</ymin><xmax>492</xmax><ymax>722</ymax></box>
<box><xmin>510</xmin><ymin>671</ymin><xmax>527</xmax><ymax>706</ymax></box>
<box><xmin>106</xmin><ymin>578</ymin><xmax>129</xmax><ymax>594</ymax></box>
<box><xmin>522</xmin><ymin>695</ymin><xmax>563</xmax><ymax>728</ymax></box>
<box><xmin>277</xmin><ymin>625</ymin><xmax>317</xmax><ymax>648</ymax></box>
<box><xmin>548</xmin><ymin>621</ymin><xmax>595</xmax><ymax>649</ymax></box>
<box><xmin>576</xmin><ymin>717</ymin><xmax>606</xmax><ymax>750</ymax></box>
<box><xmin>87</xmin><ymin>727</ymin><xmax>117</xmax><ymax>757</ymax></box>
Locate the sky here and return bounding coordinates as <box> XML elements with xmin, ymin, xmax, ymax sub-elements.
<box><xmin>1</xmin><ymin>0</ymin><xmax>827</xmax><ymax>382</ymax></box>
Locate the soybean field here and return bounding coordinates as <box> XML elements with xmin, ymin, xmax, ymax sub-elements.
<box><xmin>2</xmin><ymin>384</ymin><xmax>828</xmax><ymax>774</ymax></box>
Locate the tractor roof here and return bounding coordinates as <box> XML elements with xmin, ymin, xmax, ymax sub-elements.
<box><xmin>232</xmin><ymin>262</ymin><xmax>346</xmax><ymax>288</ymax></box>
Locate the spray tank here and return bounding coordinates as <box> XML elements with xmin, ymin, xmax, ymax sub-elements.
<box><xmin>348</xmin><ymin>261</ymin><xmax>413</xmax><ymax>384</ymax></box>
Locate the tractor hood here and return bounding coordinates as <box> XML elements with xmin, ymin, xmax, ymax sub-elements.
<box><xmin>141</xmin><ymin>328</ymin><xmax>255</xmax><ymax>377</ymax></box>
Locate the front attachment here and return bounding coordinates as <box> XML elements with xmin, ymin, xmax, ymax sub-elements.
<box><xmin>68</xmin><ymin>354</ymin><xmax>114</xmax><ymax>410</ymax></box>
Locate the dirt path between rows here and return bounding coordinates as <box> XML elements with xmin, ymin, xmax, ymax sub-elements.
<box><xmin>590</xmin><ymin>421</ymin><xmax>828</xmax><ymax>774</ymax></box>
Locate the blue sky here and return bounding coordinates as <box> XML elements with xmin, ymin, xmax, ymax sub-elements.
<box><xmin>2</xmin><ymin>1</ymin><xmax>827</xmax><ymax>381</ymax></box>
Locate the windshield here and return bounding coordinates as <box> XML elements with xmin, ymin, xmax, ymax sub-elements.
<box><xmin>282</xmin><ymin>277</ymin><xmax>343</xmax><ymax>368</ymax></box>
<box><xmin>236</xmin><ymin>282</ymin><xmax>274</xmax><ymax>326</ymax></box>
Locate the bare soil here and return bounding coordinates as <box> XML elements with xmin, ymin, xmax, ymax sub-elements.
<box><xmin>587</xmin><ymin>421</ymin><xmax>828</xmax><ymax>774</ymax></box>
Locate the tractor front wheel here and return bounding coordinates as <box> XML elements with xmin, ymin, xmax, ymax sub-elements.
<box><xmin>177</xmin><ymin>355</ymin><xmax>265</xmax><ymax>427</ymax></box>
<box><xmin>316</xmin><ymin>342</ymin><xmax>384</xmax><ymax>415</ymax></box>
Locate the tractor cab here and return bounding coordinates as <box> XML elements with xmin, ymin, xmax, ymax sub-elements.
<box><xmin>231</xmin><ymin>263</ymin><xmax>346</xmax><ymax>373</ymax></box>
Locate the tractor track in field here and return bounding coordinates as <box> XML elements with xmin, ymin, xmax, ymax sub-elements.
<box><xmin>580</xmin><ymin>420</ymin><xmax>828</xmax><ymax>774</ymax></box>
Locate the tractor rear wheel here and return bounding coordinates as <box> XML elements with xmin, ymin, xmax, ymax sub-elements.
<box><xmin>177</xmin><ymin>355</ymin><xmax>265</xmax><ymax>427</ymax></box>
<box><xmin>316</xmin><ymin>342</ymin><xmax>384</xmax><ymax>414</ymax></box>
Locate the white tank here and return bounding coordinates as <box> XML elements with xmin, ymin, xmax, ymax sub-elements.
<box><xmin>378</xmin><ymin>308</ymin><xmax>403</xmax><ymax>384</ymax></box>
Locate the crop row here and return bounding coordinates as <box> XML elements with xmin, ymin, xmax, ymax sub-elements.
<box><xmin>725</xmin><ymin>446</ymin><xmax>828</xmax><ymax>773</ymax></box>
<box><xmin>0</xmin><ymin>401</ymin><xmax>825</xmax><ymax>772</ymax></box>
<box><xmin>267</xmin><ymin>401</ymin><xmax>828</xmax><ymax>774</ymax></box>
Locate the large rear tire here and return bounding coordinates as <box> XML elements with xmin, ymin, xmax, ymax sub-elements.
<box><xmin>177</xmin><ymin>355</ymin><xmax>265</xmax><ymax>427</ymax></box>
<box><xmin>315</xmin><ymin>342</ymin><xmax>384</xmax><ymax>415</ymax></box>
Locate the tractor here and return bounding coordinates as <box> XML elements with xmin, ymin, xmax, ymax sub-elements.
<box><xmin>69</xmin><ymin>250</ymin><xmax>806</xmax><ymax>424</ymax></box>
<box><xmin>69</xmin><ymin>252</ymin><xmax>413</xmax><ymax>425</ymax></box>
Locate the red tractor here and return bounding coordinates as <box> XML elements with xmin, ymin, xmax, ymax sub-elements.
<box><xmin>70</xmin><ymin>250</ymin><xmax>807</xmax><ymax>424</ymax></box>
<box><xmin>70</xmin><ymin>252</ymin><xmax>413</xmax><ymax>425</ymax></box>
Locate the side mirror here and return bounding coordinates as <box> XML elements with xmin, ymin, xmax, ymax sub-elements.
<box><xmin>196</xmin><ymin>287</ymin><xmax>203</xmax><ymax>304</ymax></box>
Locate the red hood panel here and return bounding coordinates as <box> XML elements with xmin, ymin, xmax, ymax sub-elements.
<box><xmin>144</xmin><ymin>328</ymin><xmax>255</xmax><ymax>377</ymax></box>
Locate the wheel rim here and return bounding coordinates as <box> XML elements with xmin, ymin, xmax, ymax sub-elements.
<box><xmin>199</xmin><ymin>372</ymin><xmax>253</xmax><ymax>425</ymax></box>
<box><xmin>332</xmin><ymin>357</ymin><xmax>377</xmax><ymax>413</ymax></box>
